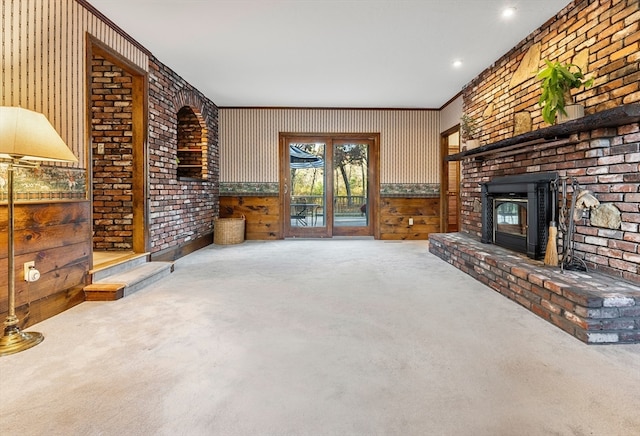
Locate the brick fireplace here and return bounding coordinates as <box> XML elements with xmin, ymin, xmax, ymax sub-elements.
<box><xmin>430</xmin><ymin>106</ymin><xmax>640</xmax><ymax>344</ymax></box>
<box><xmin>429</xmin><ymin>0</ymin><xmax>639</xmax><ymax>344</ymax></box>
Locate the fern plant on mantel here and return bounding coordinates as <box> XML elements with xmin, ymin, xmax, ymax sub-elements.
<box><xmin>536</xmin><ymin>60</ymin><xmax>594</xmax><ymax>125</ymax></box>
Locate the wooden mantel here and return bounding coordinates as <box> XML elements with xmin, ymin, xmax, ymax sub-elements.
<box><xmin>447</xmin><ymin>104</ymin><xmax>640</xmax><ymax>161</ymax></box>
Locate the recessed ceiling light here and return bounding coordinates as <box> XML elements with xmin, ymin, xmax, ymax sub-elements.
<box><xmin>452</xmin><ymin>59</ymin><xmax>463</xmax><ymax>68</ymax></box>
<box><xmin>502</xmin><ymin>7</ymin><xmax>516</xmax><ymax>18</ymax></box>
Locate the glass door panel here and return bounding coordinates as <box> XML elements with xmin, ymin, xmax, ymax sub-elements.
<box><xmin>287</xmin><ymin>142</ymin><xmax>328</xmax><ymax>236</ymax></box>
<box><xmin>333</xmin><ymin>141</ymin><xmax>370</xmax><ymax>236</ymax></box>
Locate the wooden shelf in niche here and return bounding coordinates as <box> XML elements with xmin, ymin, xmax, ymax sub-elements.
<box><xmin>177</xmin><ymin>147</ymin><xmax>205</xmax><ymax>179</ymax></box>
<box><xmin>178</xmin><ymin>176</ymin><xmax>207</xmax><ymax>182</ymax></box>
<box><xmin>176</xmin><ymin>105</ymin><xmax>207</xmax><ymax>180</ymax></box>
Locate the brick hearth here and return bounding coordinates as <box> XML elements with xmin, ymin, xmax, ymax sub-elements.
<box><xmin>429</xmin><ymin>233</ymin><xmax>640</xmax><ymax>345</ymax></box>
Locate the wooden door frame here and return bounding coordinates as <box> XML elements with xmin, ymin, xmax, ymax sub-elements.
<box><xmin>440</xmin><ymin>125</ymin><xmax>460</xmax><ymax>233</ymax></box>
<box><xmin>87</xmin><ymin>36</ymin><xmax>149</xmax><ymax>257</ymax></box>
<box><xmin>279</xmin><ymin>132</ymin><xmax>380</xmax><ymax>239</ymax></box>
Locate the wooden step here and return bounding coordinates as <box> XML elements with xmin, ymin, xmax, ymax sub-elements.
<box><xmin>84</xmin><ymin>283</ymin><xmax>126</xmax><ymax>301</ymax></box>
<box><xmin>84</xmin><ymin>261</ymin><xmax>174</xmax><ymax>301</ymax></box>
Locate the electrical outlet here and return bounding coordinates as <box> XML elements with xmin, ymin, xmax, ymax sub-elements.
<box><xmin>24</xmin><ymin>261</ymin><xmax>35</xmax><ymax>281</ymax></box>
<box><xmin>24</xmin><ymin>261</ymin><xmax>41</xmax><ymax>282</ymax></box>
<box><xmin>408</xmin><ymin>217</ymin><xmax>414</xmax><ymax>226</ymax></box>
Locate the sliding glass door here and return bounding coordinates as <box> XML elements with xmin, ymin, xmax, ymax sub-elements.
<box><xmin>281</xmin><ymin>134</ymin><xmax>378</xmax><ymax>238</ymax></box>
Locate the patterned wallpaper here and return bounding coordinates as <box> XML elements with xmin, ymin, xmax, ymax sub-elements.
<box><xmin>220</xmin><ymin>108</ymin><xmax>441</xmax><ymax>185</ymax></box>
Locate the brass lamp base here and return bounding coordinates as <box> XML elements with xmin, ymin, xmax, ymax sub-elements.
<box><xmin>0</xmin><ymin>326</ymin><xmax>44</xmax><ymax>356</ymax></box>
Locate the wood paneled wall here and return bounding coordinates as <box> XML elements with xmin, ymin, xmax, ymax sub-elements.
<box><xmin>220</xmin><ymin>108</ymin><xmax>440</xmax><ymax>184</ymax></box>
<box><xmin>1</xmin><ymin>0</ymin><xmax>149</xmax><ymax>166</ymax></box>
<box><xmin>220</xmin><ymin>196</ymin><xmax>281</xmax><ymax>240</ymax></box>
<box><xmin>379</xmin><ymin>197</ymin><xmax>440</xmax><ymax>240</ymax></box>
<box><xmin>0</xmin><ymin>201</ymin><xmax>91</xmax><ymax>328</ymax></box>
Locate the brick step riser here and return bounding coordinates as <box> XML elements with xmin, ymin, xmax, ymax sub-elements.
<box><xmin>429</xmin><ymin>234</ymin><xmax>640</xmax><ymax>344</ymax></box>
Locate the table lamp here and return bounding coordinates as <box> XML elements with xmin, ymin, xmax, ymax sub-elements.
<box><xmin>0</xmin><ymin>106</ymin><xmax>78</xmax><ymax>356</ymax></box>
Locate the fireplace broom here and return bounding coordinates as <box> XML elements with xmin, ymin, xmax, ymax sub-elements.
<box><xmin>544</xmin><ymin>179</ymin><xmax>559</xmax><ymax>266</ymax></box>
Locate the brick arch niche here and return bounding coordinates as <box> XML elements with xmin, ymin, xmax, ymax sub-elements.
<box><xmin>177</xmin><ymin>106</ymin><xmax>208</xmax><ymax>180</ymax></box>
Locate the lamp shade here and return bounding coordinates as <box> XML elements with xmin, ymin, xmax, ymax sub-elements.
<box><xmin>0</xmin><ymin>106</ymin><xmax>78</xmax><ymax>162</ymax></box>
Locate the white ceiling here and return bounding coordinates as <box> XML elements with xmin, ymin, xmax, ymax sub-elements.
<box><xmin>87</xmin><ymin>0</ymin><xmax>571</xmax><ymax>108</ymax></box>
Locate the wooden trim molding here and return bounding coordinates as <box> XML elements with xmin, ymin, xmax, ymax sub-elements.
<box><xmin>76</xmin><ymin>0</ymin><xmax>151</xmax><ymax>56</ymax></box>
<box><xmin>150</xmin><ymin>233</ymin><xmax>214</xmax><ymax>262</ymax></box>
<box><xmin>86</xmin><ymin>34</ymin><xmax>150</xmax><ymax>254</ymax></box>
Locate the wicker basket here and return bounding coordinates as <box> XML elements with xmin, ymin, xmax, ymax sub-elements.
<box><xmin>214</xmin><ymin>215</ymin><xmax>245</xmax><ymax>245</ymax></box>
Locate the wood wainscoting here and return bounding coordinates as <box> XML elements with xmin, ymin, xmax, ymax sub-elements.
<box><xmin>0</xmin><ymin>201</ymin><xmax>91</xmax><ymax>329</ymax></box>
<box><xmin>220</xmin><ymin>195</ymin><xmax>440</xmax><ymax>241</ymax></box>
<box><xmin>380</xmin><ymin>197</ymin><xmax>440</xmax><ymax>240</ymax></box>
<box><xmin>220</xmin><ymin>196</ymin><xmax>282</xmax><ymax>240</ymax></box>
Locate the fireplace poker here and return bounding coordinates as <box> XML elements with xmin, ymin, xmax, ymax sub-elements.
<box><xmin>562</xmin><ymin>178</ymin><xmax>588</xmax><ymax>272</ymax></box>
<box><xmin>544</xmin><ymin>178</ymin><xmax>559</xmax><ymax>266</ymax></box>
<box><xmin>559</xmin><ymin>177</ymin><xmax>568</xmax><ymax>270</ymax></box>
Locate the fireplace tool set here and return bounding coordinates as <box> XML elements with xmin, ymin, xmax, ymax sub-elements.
<box><xmin>553</xmin><ymin>176</ymin><xmax>600</xmax><ymax>272</ymax></box>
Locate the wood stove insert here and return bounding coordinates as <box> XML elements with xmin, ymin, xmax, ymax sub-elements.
<box><xmin>481</xmin><ymin>173</ymin><xmax>557</xmax><ymax>259</ymax></box>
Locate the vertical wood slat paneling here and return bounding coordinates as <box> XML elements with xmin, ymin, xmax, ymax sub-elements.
<box><xmin>1</xmin><ymin>0</ymin><xmax>148</xmax><ymax>168</ymax></box>
<box><xmin>20</xmin><ymin>0</ymin><xmax>29</xmax><ymax>106</ymax></box>
<box><xmin>10</xmin><ymin>0</ymin><xmax>20</xmax><ymax>104</ymax></box>
<box><xmin>49</xmin><ymin>0</ymin><xmax>58</xmax><ymax>132</ymax></box>
<box><xmin>33</xmin><ymin>0</ymin><xmax>43</xmax><ymax>114</ymax></box>
<box><xmin>1</xmin><ymin>1</ymin><xmax>5</xmax><ymax>102</ymax></box>
<box><xmin>220</xmin><ymin>108</ymin><xmax>440</xmax><ymax>184</ymax></box>
<box><xmin>73</xmin><ymin>0</ymin><xmax>82</xmax><ymax>157</ymax></box>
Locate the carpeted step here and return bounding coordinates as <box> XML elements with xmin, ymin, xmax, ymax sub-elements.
<box><xmin>90</xmin><ymin>253</ymin><xmax>150</xmax><ymax>282</ymax></box>
<box><xmin>85</xmin><ymin>261</ymin><xmax>174</xmax><ymax>301</ymax></box>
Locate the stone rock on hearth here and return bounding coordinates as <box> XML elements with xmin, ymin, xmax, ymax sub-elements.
<box><xmin>473</xmin><ymin>198</ymin><xmax>482</xmax><ymax>213</ymax></box>
<box><xmin>590</xmin><ymin>203</ymin><xmax>621</xmax><ymax>229</ymax></box>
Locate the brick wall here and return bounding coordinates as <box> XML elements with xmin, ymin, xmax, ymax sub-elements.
<box><xmin>463</xmin><ymin>0</ymin><xmax>639</xmax><ymax>144</ymax></box>
<box><xmin>147</xmin><ymin>56</ymin><xmax>219</xmax><ymax>256</ymax></box>
<box><xmin>459</xmin><ymin>0</ymin><xmax>640</xmax><ymax>283</ymax></box>
<box><xmin>91</xmin><ymin>56</ymin><xmax>134</xmax><ymax>250</ymax></box>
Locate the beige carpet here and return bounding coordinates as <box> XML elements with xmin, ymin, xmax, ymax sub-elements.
<box><xmin>1</xmin><ymin>239</ymin><xmax>639</xmax><ymax>436</ymax></box>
